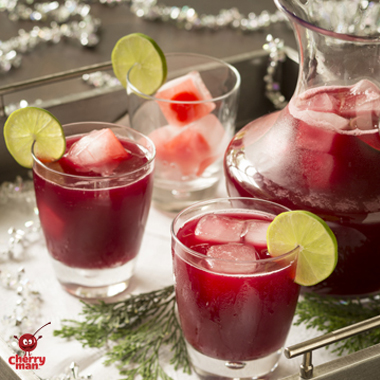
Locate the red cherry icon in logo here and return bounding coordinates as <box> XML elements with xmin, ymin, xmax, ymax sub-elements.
<box><xmin>14</xmin><ymin>322</ymin><xmax>51</xmax><ymax>355</ymax></box>
<box><xmin>18</xmin><ymin>333</ymin><xmax>38</xmax><ymax>352</ymax></box>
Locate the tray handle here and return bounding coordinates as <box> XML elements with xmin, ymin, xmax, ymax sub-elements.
<box><xmin>285</xmin><ymin>314</ymin><xmax>380</xmax><ymax>379</ymax></box>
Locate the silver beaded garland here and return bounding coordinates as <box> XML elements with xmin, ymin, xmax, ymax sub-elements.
<box><xmin>263</xmin><ymin>34</ymin><xmax>288</xmax><ymax>110</ymax></box>
<box><xmin>0</xmin><ymin>177</ymin><xmax>93</xmax><ymax>379</ymax></box>
<box><xmin>0</xmin><ymin>176</ymin><xmax>39</xmax><ymax>262</ymax></box>
<box><xmin>129</xmin><ymin>2</ymin><xmax>286</xmax><ymax>32</ymax></box>
<box><xmin>0</xmin><ymin>177</ymin><xmax>42</xmax><ymax>349</ymax></box>
<box><xmin>1</xmin><ymin>267</ymin><xmax>43</xmax><ymax>352</ymax></box>
<box><xmin>0</xmin><ymin>0</ymin><xmax>101</xmax><ymax>73</ymax></box>
<box><xmin>0</xmin><ymin>0</ymin><xmax>287</xmax><ymax>74</ymax></box>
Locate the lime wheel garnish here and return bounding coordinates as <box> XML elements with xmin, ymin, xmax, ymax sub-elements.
<box><xmin>4</xmin><ymin>107</ymin><xmax>65</xmax><ymax>168</ymax></box>
<box><xmin>267</xmin><ymin>210</ymin><xmax>338</xmax><ymax>286</ymax></box>
<box><xmin>111</xmin><ymin>33</ymin><xmax>167</xmax><ymax>94</ymax></box>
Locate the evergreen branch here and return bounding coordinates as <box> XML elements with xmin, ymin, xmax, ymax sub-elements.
<box><xmin>295</xmin><ymin>292</ymin><xmax>380</xmax><ymax>355</ymax></box>
<box><xmin>54</xmin><ymin>285</ymin><xmax>191</xmax><ymax>380</ymax></box>
<box><xmin>54</xmin><ymin>283</ymin><xmax>380</xmax><ymax>379</ymax></box>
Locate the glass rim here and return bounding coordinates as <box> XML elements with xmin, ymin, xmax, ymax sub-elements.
<box><xmin>171</xmin><ymin>196</ymin><xmax>299</xmax><ymax>265</ymax></box>
<box><xmin>275</xmin><ymin>0</ymin><xmax>380</xmax><ymax>43</ymax></box>
<box><xmin>126</xmin><ymin>52</ymin><xmax>241</xmax><ymax>103</ymax></box>
<box><xmin>32</xmin><ymin>121</ymin><xmax>156</xmax><ymax>180</ymax></box>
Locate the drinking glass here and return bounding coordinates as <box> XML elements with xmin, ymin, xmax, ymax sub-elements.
<box><xmin>127</xmin><ymin>52</ymin><xmax>240</xmax><ymax>212</ymax></box>
<box><xmin>32</xmin><ymin>122</ymin><xmax>155</xmax><ymax>299</ymax></box>
<box><xmin>171</xmin><ymin>197</ymin><xmax>300</xmax><ymax>379</ymax></box>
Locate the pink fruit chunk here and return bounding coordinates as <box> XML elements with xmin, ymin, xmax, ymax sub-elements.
<box><xmin>61</xmin><ymin>129</ymin><xmax>129</xmax><ymax>176</ymax></box>
<box><xmin>195</xmin><ymin>214</ymin><xmax>245</xmax><ymax>244</ymax></box>
<box><xmin>148</xmin><ymin>124</ymin><xmax>183</xmax><ymax>179</ymax></box>
<box><xmin>149</xmin><ymin>114</ymin><xmax>226</xmax><ymax>179</ymax></box>
<box><xmin>160</xmin><ymin>126</ymin><xmax>210</xmax><ymax>178</ymax></box>
<box><xmin>193</xmin><ymin>113</ymin><xmax>228</xmax><ymax>171</ymax></box>
<box><xmin>206</xmin><ymin>243</ymin><xmax>258</xmax><ymax>274</ymax></box>
<box><xmin>156</xmin><ymin>71</ymin><xmax>215</xmax><ymax>127</ymax></box>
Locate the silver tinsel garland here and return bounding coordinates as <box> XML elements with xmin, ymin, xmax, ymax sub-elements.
<box><xmin>0</xmin><ymin>178</ymin><xmax>92</xmax><ymax>380</ymax></box>
<box><xmin>0</xmin><ymin>0</ymin><xmax>287</xmax><ymax>74</ymax></box>
<box><xmin>0</xmin><ymin>178</ymin><xmax>44</xmax><ymax>365</ymax></box>
<box><xmin>0</xmin><ymin>0</ymin><xmax>101</xmax><ymax>73</ymax></box>
<box><xmin>2</xmin><ymin>0</ymin><xmax>379</xmax><ymax>75</ymax></box>
<box><xmin>263</xmin><ymin>34</ymin><xmax>287</xmax><ymax>110</ymax></box>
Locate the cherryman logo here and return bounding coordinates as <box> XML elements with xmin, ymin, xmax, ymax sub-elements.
<box><xmin>8</xmin><ymin>355</ymin><xmax>46</xmax><ymax>370</ymax></box>
<box><xmin>8</xmin><ymin>322</ymin><xmax>51</xmax><ymax>370</ymax></box>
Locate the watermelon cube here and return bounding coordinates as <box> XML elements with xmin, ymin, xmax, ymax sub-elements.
<box><xmin>61</xmin><ymin>128</ymin><xmax>129</xmax><ymax>176</ymax></box>
<box><xmin>149</xmin><ymin>114</ymin><xmax>226</xmax><ymax>180</ymax></box>
<box><xmin>148</xmin><ymin>124</ymin><xmax>183</xmax><ymax>180</ymax></box>
<box><xmin>155</xmin><ymin>71</ymin><xmax>215</xmax><ymax>127</ymax></box>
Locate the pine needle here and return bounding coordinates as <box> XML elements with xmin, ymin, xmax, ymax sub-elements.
<box><xmin>53</xmin><ymin>285</ymin><xmax>191</xmax><ymax>380</ymax></box>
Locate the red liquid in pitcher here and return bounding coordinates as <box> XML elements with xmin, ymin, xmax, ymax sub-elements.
<box><xmin>173</xmin><ymin>212</ymin><xmax>300</xmax><ymax>361</ymax></box>
<box><xmin>34</xmin><ymin>133</ymin><xmax>153</xmax><ymax>269</ymax></box>
<box><xmin>224</xmin><ymin>80</ymin><xmax>380</xmax><ymax>296</ymax></box>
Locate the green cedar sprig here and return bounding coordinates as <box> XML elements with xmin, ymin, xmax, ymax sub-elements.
<box><xmin>294</xmin><ymin>292</ymin><xmax>380</xmax><ymax>355</ymax></box>
<box><xmin>53</xmin><ymin>285</ymin><xmax>191</xmax><ymax>380</ymax></box>
<box><xmin>54</xmin><ymin>284</ymin><xmax>380</xmax><ymax>380</ymax></box>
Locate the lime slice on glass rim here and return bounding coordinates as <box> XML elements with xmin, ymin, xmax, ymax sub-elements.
<box><xmin>111</xmin><ymin>33</ymin><xmax>167</xmax><ymax>94</ymax></box>
<box><xmin>3</xmin><ymin>107</ymin><xmax>66</xmax><ymax>168</ymax></box>
<box><xmin>266</xmin><ymin>210</ymin><xmax>338</xmax><ymax>286</ymax></box>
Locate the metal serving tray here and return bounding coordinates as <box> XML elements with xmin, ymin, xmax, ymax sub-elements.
<box><xmin>1</xmin><ymin>47</ymin><xmax>380</xmax><ymax>379</ymax></box>
<box><xmin>1</xmin><ymin>313</ymin><xmax>380</xmax><ymax>380</ymax></box>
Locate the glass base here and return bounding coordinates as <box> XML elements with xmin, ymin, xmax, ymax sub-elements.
<box><xmin>51</xmin><ymin>257</ymin><xmax>136</xmax><ymax>299</ymax></box>
<box><xmin>153</xmin><ymin>177</ymin><xmax>220</xmax><ymax>212</ymax></box>
<box><xmin>186</xmin><ymin>343</ymin><xmax>282</xmax><ymax>380</ymax></box>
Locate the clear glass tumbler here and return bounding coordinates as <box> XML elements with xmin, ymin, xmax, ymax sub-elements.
<box><xmin>171</xmin><ymin>197</ymin><xmax>300</xmax><ymax>379</ymax></box>
<box><xmin>33</xmin><ymin>122</ymin><xmax>155</xmax><ymax>299</ymax></box>
<box><xmin>127</xmin><ymin>52</ymin><xmax>240</xmax><ymax>212</ymax></box>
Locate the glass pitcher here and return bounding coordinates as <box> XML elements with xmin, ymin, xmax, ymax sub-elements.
<box><xmin>224</xmin><ymin>0</ymin><xmax>380</xmax><ymax>297</ymax></box>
